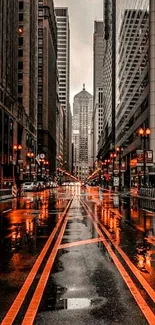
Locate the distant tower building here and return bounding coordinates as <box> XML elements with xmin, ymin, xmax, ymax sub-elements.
<box><xmin>55</xmin><ymin>7</ymin><xmax>71</xmax><ymax>171</ymax></box>
<box><xmin>73</xmin><ymin>85</ymin><xmax>93</xmax><ymax>180</ymax></box>
<box><xmin>92</xmin><ymin>21</ymin><xmax>104</xmax><ymax>166</ymax></box>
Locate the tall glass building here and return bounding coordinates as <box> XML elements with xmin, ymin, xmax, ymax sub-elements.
<box><xmin>115</xmin><ymin>0</ymin><xmax>150</xmax><ymax>187</ymax></box>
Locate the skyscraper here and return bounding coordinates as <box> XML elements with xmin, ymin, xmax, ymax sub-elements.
<box><xmin>98</xmin><ymin>0</ymin><xmax>116</xmax><ymax>161</ymax></box>
<box><xmin>114</xmin><ymin>0</ymin><xmax>149</xmax><ymax>188</ymax></box>
<box><xmin>55</xmin><ymin>7</ymin><xmax>71</xmax><ymax>171</ymax></box>
<box><xmin>0</xmin><ymin>0</ymin><xmax>18</xmax><ymax>187</ymax></box>
<box><xmin>92</xmin><ymin>21</ymin><xmax>104</xmax><ymax>166</ymax></box>
<box><xmin>73</xmin><ymin>85</ymin><xmax>93</xmax><ymax>180</ymax></box>
<box><xmin>37</xmin><ymin>0</ymin><xmax>57</xmax><ymax>176</ymax></box>
<box><xmin>18</xmin><ymin>0</ymin><xmax>38</xmax><ymax>181</ymax></box>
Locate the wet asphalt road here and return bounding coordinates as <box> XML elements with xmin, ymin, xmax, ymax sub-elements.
<box><xmin>1</xmin><ymin>185</ymin><xmax>155</xmax><ymax>324</ymax></box>
<box><xmin>35</xmin><ymin>196</ymin><xmax>148</xmax><ymax>325</ymax></box>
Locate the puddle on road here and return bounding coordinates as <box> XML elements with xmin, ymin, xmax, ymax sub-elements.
<box><xmin>48</xmin><ymin>297</ymin><xmax>107</xmax><ymax>311</ymax></box>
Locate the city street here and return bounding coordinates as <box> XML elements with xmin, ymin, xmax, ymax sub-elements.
<box><xmin>1</xmin><ymin>186</ymin><xmax>155</xmax><ymax>324</ymax></box>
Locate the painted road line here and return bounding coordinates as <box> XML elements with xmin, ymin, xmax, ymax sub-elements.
<box><xmin>1</xmin><ymin>198</ymin><xmax>73</xmax><ymax>325</ymax></box>
<box><xmin>2</xmin><ymin>209</ymin><xmax>12</xmax><ymax>214</ymax></box>
<box><xmin>81</xmin><ymin>199</ymin><xmax>155</xmax><ymax>325</ymax></box>
<box><xmin>21</xmin><ymin>202</ymin><xmax>70</xmax><ymax>325</ymax></box>
<box><xmin>83</xmin><ymin>198</ymin><xmax>155</xmax><ymax>305</ymax></box>
<box><xmin>59</xmin><ymin>237</ymin><xmax>103</xmax><ymax>249</ymax></box>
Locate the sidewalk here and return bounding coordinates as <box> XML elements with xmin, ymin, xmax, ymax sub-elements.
<box><xmin>0</xmin><ymin>189</ymin><xmax>14</xmax><ymax>201</ymax></box>
<box><xmin>99</xmin><ymin>186</ymin><xmax>155</xmax><ymax>201</ymax></box>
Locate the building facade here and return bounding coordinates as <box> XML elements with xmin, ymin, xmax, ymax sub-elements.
<box><xmin>37</xmin><ymin>0</ymin><xmax>57</xmax><ymax>178</ymax></box>
<box><xmin>92</xmin><ymin>21</ymin><xmax>104</xmax><ymax>166</ymax></box>
<box><xmin>56</xmin><ymin>102</ymin><xmax>64</xmax><ymax>169</ymax></box>
<box><xmin>116</xmin><ymin>5</ymin><xmax>149</xmax><ymax>187</ymax></box>
<box><xmin>0</xmin><ymin>0</ymin><xmax>39</xmax><ymax>191</ymax></box>
<box><xmin>98</xmin><ymin>0</ymin><xmax>116</xmax><ymax>161</ymax></box>
<box><xmin>0</xmin><ymin>0</ymin><xmax>19</xmax><ymax>190</ymax></box>
<box><xmin>18</xmin><ymin>0</ymin><xmax>38</xmax><ymax>181</ymax></box>
<box><xmin>55</xmin><ymin>7</ymin><xmax>71</xmax><ymax>171</ymax></box>
<box><xmin>73</xmin><ymin>85</ymin><xmax>93</xmax><ymax>180</ymax></box>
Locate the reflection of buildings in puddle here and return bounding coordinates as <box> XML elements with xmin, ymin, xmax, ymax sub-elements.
<box><xmin>137</xmin><ymin>254</ymin><xmax>151</xmax><ymax>271</ymax></box>
<box><xmin>136</xmin><ymin>238</ymin><xmax>152</xmax><ymax>272</ymax></box>
<box><xmin>26</xmin><ymin>219</ymin><xmax>34</xmax><ymax>235</ymax></box>
<box><xmin>101</xmin><ymin>208</ymin><xmax>121</xmax><ymax>244</ymax></box>
<box><xmin>11</xmin><ymin>225</ymin><xmax>22</xmax><ymax>250</ymax></box>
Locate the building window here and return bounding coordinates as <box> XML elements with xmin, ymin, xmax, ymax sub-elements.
<box><xmin>19</xmin><ymin>1</ymin><xmax>24</xmax><ymax>10</ymax></box>
<box><xmin>39</xmin><ymin>10</ymin><xmax>43</xmax><ymax>17</ymax></box>
<box><xmin>38</xmin><ymin>39</ymin><xmax>43</xmax><ymax>45</ymax></box>
<box><xmin>18</xmin><ymin>73</ymin><xmax>23</xmax><ymax>80</ymax></box>
<box><xmin>18</xmin><ymin>85</ymin><xmax>23</xmax><ymax>94</ymax></box>
<box><xmin>18</xmin><ymin>97</ymin><xmax>23</xmax><ymax>104</ymax></box>
<box><xmin>18</xmin><ymin>37</ymin><xmax>23</xmax><ymax>46</ymax></box>
<box><xmin>18</xmin><ymin>49</ymin><xmax>23</xmax><ymax>57</ymax></box>
<box><xmin>18</xmin><ymin>61</ymin><xmax>23</xmax><ymax>69</ymax></box>
<box><xmin>18</xmin><ymin>61</ymin><xmax>23</xmax><ymax>70</ymax></box>
<box><xmin>19</xmin><ymin>13</ymin><xmax>23</xmax><ymax>21</ymax></box>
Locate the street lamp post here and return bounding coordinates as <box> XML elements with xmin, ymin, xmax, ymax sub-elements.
<box><xmin>116</xmin><ymin>147</ymin><xmax>123</xmax><ymax>191</ymax></box>
<box><xmin>110</xmin><ymin>152</ymin><xmax>117</xmax><ymax>188</ymax></box>
<box><xmin>13</xmin><ymin>144</ymin><xmax>22</xmax><ymax>196</ymax></box>
<box><xmin>138</xmin><ymin>128</ymin><xmax>151</xmax><ymax>187</ymax></box>
<box><xmin>44</xmin><ymin>160</ymin><xmax>49</xmax><ymax>180</ymax></box>
<box><xmin>27</xmin><ymin>152</ymin><xmax>34</xmax><ymax>181</ymax></box>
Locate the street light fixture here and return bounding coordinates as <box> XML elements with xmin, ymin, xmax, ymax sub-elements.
<box><xmin>116</xmin><ymin>147</ymin><xmax>123</xmax><ymax>191</ymax></box>
<box><xmin>26</xmin><ymin>152</ymin><xmax>34</xmax><ymax>181</ymax></box>
<box><xmin>13</xmin><ymin>144</ymin><xmax>22</xmax><ymax>196</ymax></box>
<box><xmin>110</xmin><ymin>152</ymin><xmax>117</xmax><ymax>189</ymax></box>
<box><xmin>138</xmin><ymin>127</ymin><xmax>151</xmax><ymax>187</ymax></box>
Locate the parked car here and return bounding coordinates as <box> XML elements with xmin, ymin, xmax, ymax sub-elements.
<box><xmin>23</xmin><ymin>182</ymin><xmax>37</xmax><ymax>191</ymax></box>
<box><xmin>50</xmin><ymin>181</ymin><xmax>57</xmax><ymax>188</ymax></box>
<box><xmin>45</xmin><ymin>181</ymin><xmax>51</xmax><ymax>189</ymax></box>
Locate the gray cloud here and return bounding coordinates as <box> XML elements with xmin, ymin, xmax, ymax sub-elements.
<box><xmin>54</xmin><ymin>0</ymin><xmax>103</xmax><ymax>110</ymax></box>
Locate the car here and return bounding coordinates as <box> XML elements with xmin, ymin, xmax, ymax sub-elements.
<box><xmin>23</xmin><ymin>182</ymin><xmax>37</xmax><ymax>191</ymax></box>
<box><xmin>50</xmin><ymin>181</ymin><xmax>57</xmax><ymax>188</ymax></box>
<box><xmin>44</xmin><ymin>181</ymin><xmax>50</xmax><ymax>189</ymax></box>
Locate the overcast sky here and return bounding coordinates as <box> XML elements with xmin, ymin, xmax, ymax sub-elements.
<box><xmin>54</xmin><ymin>0</ymin><xmax>103</xmax><ymax>111</ymax></box>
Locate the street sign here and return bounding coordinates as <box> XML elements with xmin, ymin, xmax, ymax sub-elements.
<box><xmin>40</xmin><ymin>153</ymin><xmax>45</xmax><ymax>159</ymax></box>
<box><xmin>136</xmin><ymin>149</ymin><xmax>153</xmax><ymax>166</ymax></box>
<box><xmin>18</xmin><ymin>159</ymin><xmax>23</xmax><ymax>163</ymax></box>
<box><xmin>35</xmin><ymin>154</ymin><xmax>40</xmax><ymax>165</ymax></box>
<box><xmin>113</xmin><ymin>176</ymin><xmax>119</xmax><ymax>187</ymax></box>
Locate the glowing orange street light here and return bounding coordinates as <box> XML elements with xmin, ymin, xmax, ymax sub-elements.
<box><xmin>145</xmin><ymin>128</ymin><xmax>151</xmax><ymax>135</ymax></box>
<box><xmin>138</xmin><ymin>127</ymin><xmax>151</xmax><ymax>187</ymax></box>
<box><xmin>138</xmin><ymin>127</ymin><xmax>151</xmax><ymax>136</ymax></box>
<box><xmin>26</xmin><ymin>152</ymin><xmax>34</xmax><ymax>181</ymax></box>
<box><xmin>110</xmin><ymin>152</ymin><xmax>117</xmax><ymax>158</ymax></box>
<box><xmin>138</xmin><ymin>128</ymin><xmax>144</xmax><ymax>136</ymax></box>
<box><xmin>13</xmin><ymin>144</ymin><xmax>22</xmax><ymax>151</ymax></box>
